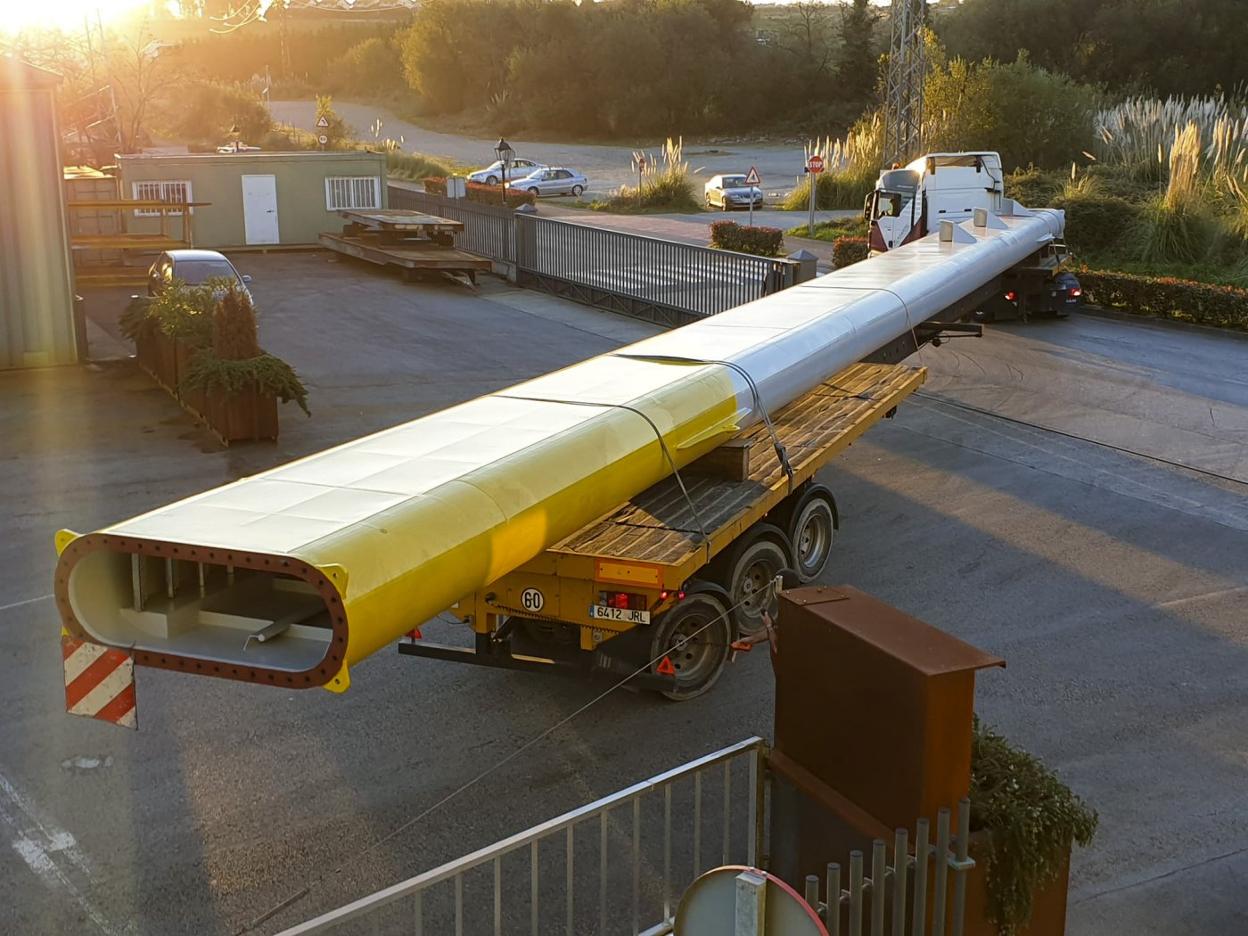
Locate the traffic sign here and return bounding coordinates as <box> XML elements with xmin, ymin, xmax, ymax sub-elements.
<box><xmin>315</xmin><ymin>115</ymin><xmax>330</xmax><ymax>129</ymax></box>
<box><xmin>806</xmin><ymin>154</ymin><xmax>824</xmax><ymax>174</ymax></box>
<box><xmin>317</xmin><ymin>134</ymin><xmax>328</xmax><ymax>146</ymax></box>
<box><xmin>744</xmin><ymin>166</ymin><xmax>761</xmax><ymax>185</ymax></box>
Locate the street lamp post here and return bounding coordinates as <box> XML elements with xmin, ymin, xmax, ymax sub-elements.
<box><xmin>495</xmin><ymin>137</ymin><xmax>514</xmax><ymax>202</ymax></box>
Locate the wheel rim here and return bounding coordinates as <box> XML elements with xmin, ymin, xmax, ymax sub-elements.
<box><xmin>794</xmin><ymin>502</ymin><xmax>833</xmax><ymax>578</ymax></box>
<box><xmin>734</xmin><ymin>552</ymin><xmax>782</xmax><ymax>634</ymax></box>
<box><xmin>487</xmin><ymin>176</ymin><xmax>498</xmax><ymax>185</ymax></box>
<box><xmin>661</xmin><ymin>610</ymin><xmax>720</xmax><ymax>686</ymax></box>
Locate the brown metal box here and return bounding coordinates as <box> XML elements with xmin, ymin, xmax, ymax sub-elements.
<box><xmin>773</xmin><ymin>585</ymin><xmax>1004</xmax><ymax>832</ymax></box>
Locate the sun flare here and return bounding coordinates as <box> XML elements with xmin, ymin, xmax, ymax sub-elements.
<box><xmin>0</xmin><ymin>0</ymin><xmax>175</xmax><ymax>34</ymax></box>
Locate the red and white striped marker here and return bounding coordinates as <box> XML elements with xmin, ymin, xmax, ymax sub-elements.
<box><xmin>62</xmin><ymin>635</ymin><xmax>137</xmax><ymax>729</ymax></box>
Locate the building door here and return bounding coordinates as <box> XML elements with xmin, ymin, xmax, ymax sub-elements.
<box><xmin>241</xmin><ymin>174</ymin><xmax>279</xmax><ymax>245</ymax></box>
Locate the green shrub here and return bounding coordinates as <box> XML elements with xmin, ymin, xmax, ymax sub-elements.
<box><xmin>181</xmin><ymin>352</ymin><xmax>310</xmax><ymax>416</ymax></box>
<box><xmin>971</xmin><ymin>719</ymin><xmax>1098</xmax><ymax>935</ymax></box>
<box><xmin>170</xmin><ymin>81</ymin><xmax>272</xmax><ymax>146</ymax></box>
<box><xmin>832</xmin><ymin>236</ymin><xmax>869</xmax><ymax>268</ymax></box>
<box><xmin>1007</xmin><ymin>166</ymin><xmax>1064</xmax><ymax>208</ymax></box>
<box><xmin>595</xmin><ymin>139</ymin><xmax>699</xmax><ymax>214</ymax></box>
<box><xmin>119</xmin><ymin>280</ymin><xmax>218</xmax><ymax>344</ymax></box>
<box><xmin>923</xmin><ymin>47</ymin><xmax>1099</xmax><ymax>171</ymax></box>
<box><xmin>1051</xmin><ymin>193</ymin><xmax>1141</xmax><ymax>260</ymax></box>
<box><xmin>386</xmin><ymin>151</ymin><xmax>452</xmax><ymax>180</ymax></box>
<box><xmin>709</xmin><ymin>220</ymin><xmax>783</xmax><ymax>257</ymax></box>
<box><xmin>1078</xmin><ymin>268</ymin><xmax>1248</xmax><ymax>330</ymax></box>
<box><xmin>327</xmin><ymin>37</ymin><xmax>405</xmax><ymax>94</ymax></box>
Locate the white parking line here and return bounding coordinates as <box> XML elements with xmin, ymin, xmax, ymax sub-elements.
<box><xmin>0</xmin><ymin>770</ymin><xmax>122</xmax><ymax>935</ymax></box>
<box><xmin>0</xmin><ymin>593</ymin><xmax>52</xmax><ymax>614</ymax></box>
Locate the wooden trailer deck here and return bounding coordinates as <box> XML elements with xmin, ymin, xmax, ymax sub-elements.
<box><xmin>320</xmin><ymin>209</ymin><xmax>490</xmax><ymax>282</ymax></box>
<box><xmin>548</xmin><ymin>362</ymin><xmax>926</xmax><ymax>578</ymax></box>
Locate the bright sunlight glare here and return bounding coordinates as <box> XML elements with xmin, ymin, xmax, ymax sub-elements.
<box><xmin>0</xmin><ymin>0</ymin><xmax>179</xmax><ymax>34</ymax></box>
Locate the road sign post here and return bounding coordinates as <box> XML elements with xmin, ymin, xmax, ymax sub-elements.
<box><xmin>745</xmin><ymin>165</ymin><xmax>761</xmax><ymax>227</ymax></box>
<box><xmin>805</xmin><ymin>154</ymin><xmax>824</xmax><ymax>235</ymax></box>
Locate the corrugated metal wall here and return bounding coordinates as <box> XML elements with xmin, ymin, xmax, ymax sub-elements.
<box><xmin>0</xmin><ymin>61</ymin><xmax>78</xmax><ymax>369</ymax></box>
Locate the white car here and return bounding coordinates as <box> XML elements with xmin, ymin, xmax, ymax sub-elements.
<box><xmin>705</xmin><ymin>174</ymin><xmax>764</xmax><ymax>210</ymax></box>
<box><xmin>467</xmin><ymin>158</ymin><xmax>545</xmax><ymax>186</ymax></box>
<box><xmin>506</xmin><ymin>167</ymin><xmax>588</xmax><ymax>197</ymax></box>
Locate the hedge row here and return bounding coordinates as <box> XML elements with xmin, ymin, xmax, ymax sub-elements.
<box><xmin>709</xmin><ymin>220</ymin><xmax>783</xmax><ymax>257</ymax></box>
<box><xmin>833</xmin><ymin>236</ymin><xmax>869</xmax><ymax>268</ymax></box>
<box><xmin>1079</xmin><ymin>269</ymin><xmax>1248</xmax><ymax>331</ymax></box>
<box><xmin>423</xmin><ymin>176</ymin><xmax>537</xmax><ymax>207</ymax></box>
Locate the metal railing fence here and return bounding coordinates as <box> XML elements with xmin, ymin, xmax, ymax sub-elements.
<box><xmin>276</xmin><ymin>737</ymin><xmax>767</xmax><ymax>936</ymax></box>
<box><xmin>384</xmin><ymin>186</ymin><xmax>796</xmax><ymax>325</ymax></box>
<box><xmin>515</xmin><ymin>214</ymin><xmax>794</xmax><ymax>324</ymax></box>
<box><xmin>388</xmin><ymin>187</ymin><xmax>516</xmax><ymax>263</ymax></box>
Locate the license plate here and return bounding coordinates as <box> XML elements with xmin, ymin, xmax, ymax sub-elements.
<box><xmin>590</xmin><ymin>605</ymin><xmax>650</xmax><ymax>625</ymax></box>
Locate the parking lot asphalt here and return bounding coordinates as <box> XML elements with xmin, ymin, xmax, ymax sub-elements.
<box><xmin>1</xmin><ymin>253</ymin><xmax>1245</xmax><ymax>935</ymax></box>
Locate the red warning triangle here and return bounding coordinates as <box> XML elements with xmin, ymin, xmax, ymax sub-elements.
<box><xmin>657</xmin><ymin>656</ymin><xmax>676</xmax><ymax>677</ymax></box>
<box><xmin>406</xmin><ymin>627</ymin><xmax>423</xmax><ymax>640</ymax></box>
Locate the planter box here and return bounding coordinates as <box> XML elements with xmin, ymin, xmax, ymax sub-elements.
<box><xmin>173</xmin><ymin>339</ymin><xmax>207</xmax><ymax>415</ymax></box>
<box><xmin>962</xmin><ymin>834</ymin><xmax>1071</xmax><ymax>936</ymax></box>
<box><xmin>201</xmin><ymin>382</ymin><xmax>279</xmax><ymax>443</ymax></box>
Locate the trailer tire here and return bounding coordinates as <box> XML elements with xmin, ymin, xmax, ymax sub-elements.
<box><xmin>784</xmin><ymin>485</ymin><xmax>838</xmax><ymax>583</ymax></box>
<box><xmin>720</xmin><ymin>523</ymin><xmax>794</xmax><ymax>638</ymax></box>
<box><xmin>650</xmin><ymin>588</ymin><xmax>732</xmax><ymax>701</ymax></box>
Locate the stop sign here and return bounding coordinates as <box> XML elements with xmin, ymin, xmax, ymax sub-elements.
<box><xmin>807</xmin><ymin>155</ymin><xmax>825</xmax><ymax>174</ymax></box>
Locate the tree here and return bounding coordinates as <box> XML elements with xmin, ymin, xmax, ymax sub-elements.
<box><xmin>106</xmin><ymin>24</ymin><xmax>178</xmax><ymax>152</ymax></box>
<box><xmin>315</xmin><ymin>94</ymin><xmax>348</xmax><ymax>147</ymax></box>
<box><xmin>836</xmin><ymin>0</ymin><xmax>878</xmax><ymax>107</ymax></box>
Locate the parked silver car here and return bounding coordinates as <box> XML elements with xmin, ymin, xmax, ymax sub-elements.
<box><xmin>467</xmin><ymin>158</ymin><xmax>545</xmax><ymax>186</ymax></box>
<box><xmin>506</xmin><ymin>167</ymin><xmax>588</xmax><ymax>197</ymax></box>
<box><xmin>147</xmin><ymin>249</ymin><xmax>251</xmax><ymax>300</ymax></box>
<box><xmin>704</xmin><ymin>174</ymin><xmax>764</xmax><ymax>210</ymax></box>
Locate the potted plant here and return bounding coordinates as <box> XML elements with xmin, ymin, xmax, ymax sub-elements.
<box><xmin>963</xmin><ymin>719</ymin><xmax>1098</xmax><ymax>936</ymax></box>
<box><xmin>119</xmin><ymin>282</ymin><xmax>214</xmax><ymax>392</ymax></box>
<box><xmin>178</xmin><ymin>286</ymin><xmax>309</xmax><ymax>443</ymax></box>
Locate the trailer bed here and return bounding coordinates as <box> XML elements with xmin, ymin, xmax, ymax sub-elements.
<box><xmin>550</xmin><ymin>362</ymin><xmax>924</xmax><ymax>577</ymax></box>
<box><xmin>318</xmin><ymin>232</ymin><xmax>491</xmax><ymax>279</ymax></box>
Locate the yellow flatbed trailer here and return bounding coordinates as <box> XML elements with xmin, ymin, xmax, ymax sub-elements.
<box><xmin>399</xmin><ymin>361</ymin><xmax>925</xmax><ymax>698</ymax></box>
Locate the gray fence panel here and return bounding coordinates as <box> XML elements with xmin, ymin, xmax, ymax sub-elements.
<box><xmin>388</xmin><ymin>186</ymin><xmax>516</xmax><ymax>263</ymax></box>
<box><xmin>516</xmin><ymin>214</ymin><xmax>791</xmax><ymax>322</ymax></box>
<box><xmin>386</xmin><ymin>185</ymin><xmax>795</xmax><ymax>325</ymax></box>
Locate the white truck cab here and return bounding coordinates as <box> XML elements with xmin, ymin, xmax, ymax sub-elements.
<box><xmin>866</xmin><ymin>152</ymin><xmax>1006</xmax><ymax>253</ymax></box>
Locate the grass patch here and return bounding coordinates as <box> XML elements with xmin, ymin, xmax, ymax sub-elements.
<box><xmin>786</xmin><ymin>216</ymin><xmax>865</xmax><ymax>242</ymax></box>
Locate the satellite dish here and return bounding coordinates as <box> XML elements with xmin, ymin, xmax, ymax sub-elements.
<box><xmin>676</xmin><ymin>865</ymin><xmax>829</xmax><ymax>936</ymax></box>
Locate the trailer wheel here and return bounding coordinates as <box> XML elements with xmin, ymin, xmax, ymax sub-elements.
<box><xmin>721</xmin><ymin>523</ymin><xmax>794</xmax><ymax>637</ymax></box>
<box><xmin>785</xmin><ymin>485</ymin><xmax>837</xmax><ymax>583</ymax></box>
<box><xmin>650</xmin><ymin>590</ymin><xmax>732</xmax><ymax>701</ymax></box>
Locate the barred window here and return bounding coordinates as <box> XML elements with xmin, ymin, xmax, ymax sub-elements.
<box><xmin>132</xmin><ymin>180</ymin><xmax>191</xmax><ymax>217</ymax></box>
<box><xmin>325</xmin><ymin>176</ymin><xmax>381</xmax><ymax>211</ymax></box>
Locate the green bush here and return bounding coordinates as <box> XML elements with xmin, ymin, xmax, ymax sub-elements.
<box><xmin>327</xmin><ymin>37</ymin><xmax>405</xmax><ymax>94</ymax></box>
<box><xmin>170</xmin><ymin>81</ymin><xmax>272</xmax><ymax>146</ymax></box>
<box><xmin>923</xmin><ymin>47</ymin><xmax>1099</xmax><ymax>171</ymax></box>
<box><xmin>709</xmin><ymin>221</ymin><xmax>784</xmax><ymax>257</ymax></box>
<box><xmin>1051</xmin><ymin>193</ymin><xmax>1141</xmax><ymax>260</ymax></box>
<box><xmin>1078</xmin><ymin>268</ymin><xmax>1248</xmax><ymax>330</ymax></box>
<box><xmin>1007</xmin><ymin>166</ymin><xmax>1064</xmax><ymax>208</ymax></box>
<box><xmin>971</xmin><ymin>719</ymin><xmax>1098</xmax><ymax>934</ymax></box>
<box><xmin>832</xmin><ymin>236</ymin><xmax>869</xmax><ymax>268</ymax></box>
<box><xmin>386</xmin><ymin>151</ymin><xmax>452</xmax><ymax>180</ymax></box>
